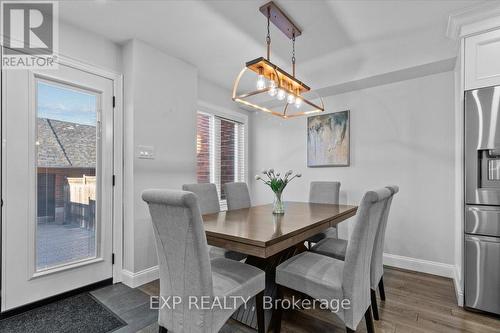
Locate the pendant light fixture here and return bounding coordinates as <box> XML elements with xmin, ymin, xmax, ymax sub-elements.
<box><xmin>232</xmin><ymin>1</ymin><xmax>324</xmax><ymax>119</ymax></box>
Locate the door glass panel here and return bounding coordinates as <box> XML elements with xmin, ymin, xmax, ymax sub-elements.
<box><xmin>36</xmin><ymin>79</ymin><xmax>100</xmax><ymax>271</ymax></box>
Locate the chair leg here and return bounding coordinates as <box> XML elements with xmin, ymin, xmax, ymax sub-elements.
<box><xmin>378</xmin><ymin>276</ymin><xmax>386</xmax><ymax>301</ymax></box>
<box><xmin>370</xmin><ymin>289</ymin><xmax>379</xmax><ymax>321</ymax></box>
<box><xmin>365</xmin><ymin>305</ymin><xmax>375</xmax><ymax>333</ymax></box>
<box><xmin>273</xmin><ymin>285</ymin><xmax>284</xmax><ymax>333</ymax></box>
<box><xmin>159</xmin><ymin>326</ymin><xmax>168</xmax><ymax>333</ymax></box>
<box><xmin>255</xmin><ymin>291</ymin><xmax>265</xmax><ymax>333</ymax></box>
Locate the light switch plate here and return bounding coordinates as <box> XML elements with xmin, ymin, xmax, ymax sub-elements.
<box><xmin>137</xmin><ymin>145</ymin><xmax>155</xmax><ymax>159</ymax></box>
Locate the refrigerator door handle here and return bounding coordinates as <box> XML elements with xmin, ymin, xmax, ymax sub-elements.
<box><xmin>465</xmin><ymin>205</ymin><xmax>500</xmax><ymax>237</ymax></box>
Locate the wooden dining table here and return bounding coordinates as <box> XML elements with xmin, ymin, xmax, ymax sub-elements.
<box><xmin>203</xmin><ymin>201</ymin><xmax>358</xmax><ymax>331</ymax></box>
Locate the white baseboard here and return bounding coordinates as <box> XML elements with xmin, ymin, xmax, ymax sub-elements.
<box><xmin>383</xmin><ymin>252</ymin><xmax>465</xmax><ymax>306</ymax></box>
<box><xmin>121</xmin><ymin>255</ymin><xmax>465</xmax><ymax>305</ymax></box>
<box><xmin>121</xmin><ymin>266</ymin><xmax>159</xmax><ymax>288</ymax></box>
<box><xmin>383</xmin><ymin>252</ymin><xmax>455</xmax><ymax>278</ymax></box>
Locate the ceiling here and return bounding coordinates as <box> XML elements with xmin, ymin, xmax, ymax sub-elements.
<box><xmin>58</xmin><ymin>0</ymin><xmax>485</xmax><ymax>92</ymax></box>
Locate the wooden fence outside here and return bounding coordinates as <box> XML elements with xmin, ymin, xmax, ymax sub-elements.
<box><xmin>63</xmin><ymin>175</ymin><xmax>96</xmax><ymax>230</ymax></box>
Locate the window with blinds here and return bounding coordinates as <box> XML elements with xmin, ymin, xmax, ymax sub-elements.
<box><xmin>196</xmin><ymin>112</ymin><xmax>245</xmax><ymax>207</ymax></box>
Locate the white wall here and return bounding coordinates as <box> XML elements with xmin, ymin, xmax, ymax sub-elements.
<box><xmin>122</xmin><ymin>39</ymin><xmax>198</xmax><ymax>273</ymax></box>
<box><xmin>122</xmin><ymin>42</ymin><xmax>248</xmax><ymax>278</ymax></box>
<box><xmin>249</xmin><ymin>71</ymin><xmax>456</xmax><ymax>268</ymax></box>
<box><xmin>198</xmin><ymin>77</ymin><xmax>248</xmax><ymax>119</ymax></box>
<box><xmin>59</xmin><ymin>21</ymin><xmax>122</xmax><ymax>72</ymax></box>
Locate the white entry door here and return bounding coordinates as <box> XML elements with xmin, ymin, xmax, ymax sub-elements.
<box><xmin>1</xmin><ymin>61</ymin><xmax>115</xmax><ymax>311</ymax></box>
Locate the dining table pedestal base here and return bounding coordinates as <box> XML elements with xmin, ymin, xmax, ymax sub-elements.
<box><xmin>230</xmin><ymin>244</ymin><xmax>306</xmax><ymax>332</ymax></box>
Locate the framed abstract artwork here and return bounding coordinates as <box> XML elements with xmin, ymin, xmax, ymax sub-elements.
<box><xmin>307</xmin><ymin>110</ymin><xmax>350</xmax><ymax>167</ymax></box>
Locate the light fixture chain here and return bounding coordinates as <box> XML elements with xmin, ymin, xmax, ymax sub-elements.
<box><xmin>266</xmin><ymin>7</ymin><xmax>271</xmax><ymax>60</ymax></box>
<box><xmin>292</xmin><ymin>33</ymin><xmax>296</xmax><ymax>77</ymax></box>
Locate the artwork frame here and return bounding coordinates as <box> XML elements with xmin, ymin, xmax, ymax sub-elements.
<box><xmin>307</xmin><ymin>110</ymin><xmax>350</xmax><ymax>167</ymax></box>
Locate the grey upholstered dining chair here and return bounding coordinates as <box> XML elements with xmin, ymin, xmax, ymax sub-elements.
<box><xmin>310</xmin><ymin>185</ymin><xmax>399</xmax><ymax>321</ymax></box>
<box><xmin>224</xmin><ymin>182</ymin><xmax>251</xmax><ymax>211</ymax></box>
<box><xmin>142</xmin><ymin>189</ymin><xmax>265</xmax><ymax>333</ymax></box>
<box><xmin>306</xmin><ymin>181</ymin><xmax>341</xmax><ymax>247</ymax></box>
<box><xmin>182</xmin><ymin>183</ymin><xmax>220</xmax><ymax>215</ymax></box>
<box><xmin>182</xmin><ymin>183</ymin><xmax>247</xmax><ymax>261</ymax></box>
<box><xmin>274</xmin><ymin>187</ymin><xmax>393</xmax><ymax>333</ymax></box>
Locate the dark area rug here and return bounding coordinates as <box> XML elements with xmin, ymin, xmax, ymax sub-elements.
<box><xmin>0</xmin><ymin>293</ymin><xmax>126</xmax><ymax>333</ymax></box>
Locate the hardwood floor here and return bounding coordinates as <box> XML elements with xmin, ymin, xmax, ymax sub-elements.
<box><xmin>139</xmin><ymin>267</ymin><xmax>500</xmax><ymax>332</ymax></box>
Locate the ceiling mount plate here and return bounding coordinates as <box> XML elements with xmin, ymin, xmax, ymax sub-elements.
<box><xmin>259</xmin><ymin>1</ymin><xmax>301</xmax><ymax>39</ymax></box>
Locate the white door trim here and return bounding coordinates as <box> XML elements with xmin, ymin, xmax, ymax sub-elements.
<box><xmin>0</xmin><ymin>54</ymin><xmax>124</xmax><ymax>288</ymax></box>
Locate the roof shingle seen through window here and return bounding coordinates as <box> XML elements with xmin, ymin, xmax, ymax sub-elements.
<box><xmin>37</xmin><ymin>118</ymin><xmax>96</xmax><ymax>168</ymax></box>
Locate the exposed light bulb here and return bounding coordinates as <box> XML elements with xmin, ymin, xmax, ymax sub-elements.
<box><xmin>287</xmin><ymin>93</ymin><xmax>296</xmax><ymax>104</ymax></box>
<box><xmin>294</xmin><ymin>97</ymin><xmax>302</xmax><ymax>108</ymax></box>
<box><xmin>256</xmin><ymin>75</ymin><xmax>266</xmax><ymax>90</ymax></box>
<box><xmin>277</xmin><ymin>88</ymin><xmax>286</xmax><ymax>101</ymax></box>
<box><xmin>268</xmin><ymin>81</ymin><xmax>277</xmax><ymax>97</ymax></box>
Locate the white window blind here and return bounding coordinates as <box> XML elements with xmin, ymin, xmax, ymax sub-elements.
<box><xmin>196</xmin><ymin>112</ymin><xmax>245</xmax><ymax>208</ymax></box>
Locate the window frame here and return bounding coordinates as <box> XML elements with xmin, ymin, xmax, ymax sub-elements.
<box><xmin>196</xmin><ymin>102</ymin><xmax>248</xmax><ymax>209</ymax></box>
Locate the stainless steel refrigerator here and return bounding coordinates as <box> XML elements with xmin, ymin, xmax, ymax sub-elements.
<box><xmin>465</xmin><ymin>85</ymin><xmax>500</xmax><ymax>315</ymax></box>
